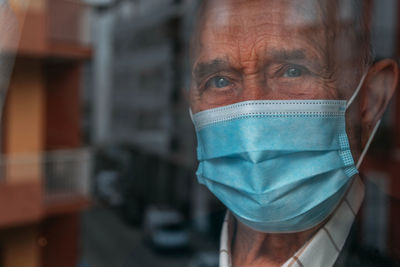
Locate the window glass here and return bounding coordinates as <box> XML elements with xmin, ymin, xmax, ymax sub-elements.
<box><xmin>0</xmin><ymin>1</ymin><xmax>399</xmax><ymax>266</ymax></box>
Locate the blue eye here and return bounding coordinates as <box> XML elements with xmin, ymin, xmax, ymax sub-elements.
<box><xmin>210</xmin><ymin>76</ymin><xmax>231</xmax><ymax>88</ymax></box>
<box><xmin>284</xmin><ymin>67</ymin><xmax>303</xmax><ymax>78</ymax></box>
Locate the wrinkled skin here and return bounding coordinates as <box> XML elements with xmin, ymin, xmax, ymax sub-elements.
<box><xmin>190</xmin><ymin>0</ymin><xmax>362</xmax><ymax>110</ymax></box>
<box><xmin>189</xmin><ymin>0</ymin><xmax>398</xmax><ymax>266</ymax></box>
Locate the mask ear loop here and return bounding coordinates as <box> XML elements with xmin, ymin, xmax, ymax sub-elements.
<box><xmin>356</xmin><ymin>119</ymin><xmax>381</xmax><ymax>169</ymax></box>
<box><xmin>344</xmin><ymin>72</ymin><xmax>379</xmax><ymax>169</ymax></box>
<box><xmin>346</xmin><ymin>72</ymin><xmax>368</xmax><ymax>110</ymax></box>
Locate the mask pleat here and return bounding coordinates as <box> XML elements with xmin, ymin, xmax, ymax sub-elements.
<box><xmin>197</xmin><ymin>116</ymin><xmax>345</xmax><ymax>161</ymax></box>
<box><xmin>198</xmin><ymin>150</ymin><xmax>355</xmax><ymax>193</ymax></box>
<box><xmin>201</xmin><ymin>169</ymin><xmax>351</xmax><ymax>224</ymax></box>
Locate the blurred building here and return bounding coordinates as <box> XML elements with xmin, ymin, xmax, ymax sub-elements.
<box><xmin>0</xmin><ymin>0</ymin><xmax>391</xmax><ymax>266</ymax></box>
<box><xmin>88</xmin><ymin>0</ymin><xmax>196</xmax><ymax>159</ymax></box>
<box><xmin>0</xmin><ymin>1</ymin><xmax>92</xmax><ymax>267</ymax></box>
<box><xmin>84</xmin><ymin>0</ymin><xmax>221</xmax><ymax>233</ymax></box>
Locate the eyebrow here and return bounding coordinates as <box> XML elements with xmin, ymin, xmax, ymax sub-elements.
<box><xmin>192</xmin><ymin>49</ymin><xmax>322</xmax><ymax>82</ymax></box>
<box><xmin>192</xmin><ymin>59</ymin><xmax>231</xmax><ymax>82</ymax></box>
<box><xmin>267</xmin><ymin>48</ymin><xmax>323</xmax><ymax>70</ymax></box>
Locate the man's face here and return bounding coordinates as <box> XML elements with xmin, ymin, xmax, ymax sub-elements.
<box><xmin>190</xmin><ymin>0</ymin><xmax>365</xmax><ymax>113</ymax></box>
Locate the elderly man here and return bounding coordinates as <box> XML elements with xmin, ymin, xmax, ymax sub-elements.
<box><xmin>189</xmin><ymin>0</ymin><xmax>398</xmax><ymax>266</ymax></box>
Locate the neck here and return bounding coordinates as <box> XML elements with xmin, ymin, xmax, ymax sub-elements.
<box><xmin>231</xmin><ymin>217</ymin><xmax>320</xmax><ymax>267</ymax></box>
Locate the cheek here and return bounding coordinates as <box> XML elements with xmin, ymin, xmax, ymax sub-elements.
<box><xmin>335</xmin><ymin>69</ymin><xmax>362</xmax><ymax>100</ymax></box>
<box><xmin>194</xmin><ymin>90</ymin><xmax>242</xmax><ymax>112</ymax></box>
<box><xmin>190</xmin><ymin>85</ymin><xmax>231</xmax><ymax>113</ymax></box>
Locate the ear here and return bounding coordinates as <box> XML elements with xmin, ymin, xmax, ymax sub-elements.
<box><xmin>361</xmin><ymin>59</ymin><xmax>399</xmax><ymax>147</ymax></box>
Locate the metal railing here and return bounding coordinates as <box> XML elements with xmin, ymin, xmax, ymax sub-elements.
<box><xmin>0</xmin><ymin>148</ymin><xmax>92</xmax><ymax>202</ymax></box>
<box><xmin>44</xmin><ymin>148</ymin><xmax>92</xmax><ymax>201</ymax></box>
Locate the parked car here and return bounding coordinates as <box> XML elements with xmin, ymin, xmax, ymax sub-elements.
<box><xmin>96</xmin><ymin>170</ymin><xmax>123</xmax><ymax>206</ymax></box>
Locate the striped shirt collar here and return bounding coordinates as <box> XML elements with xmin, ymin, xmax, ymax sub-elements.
<box><xmin>219</xmin><ymin>176</ymin><xmax>365</xmax><ymax>267</ymax></box>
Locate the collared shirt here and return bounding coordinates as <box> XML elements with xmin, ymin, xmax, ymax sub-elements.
<box><xmin>219</xmin><ymin>176</ymin><xmax>365</xmax><ymax>267</ymax></box>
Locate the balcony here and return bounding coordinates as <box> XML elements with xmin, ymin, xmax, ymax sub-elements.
<box><xmin>44</xmin><ymin>149</ymin><xmax>92</xmax><ymax>215</ymax></box>
<box><xmin>0</xmin><ymin>148</ymin><xmax>92</xmax><ymax>228</ymax></box>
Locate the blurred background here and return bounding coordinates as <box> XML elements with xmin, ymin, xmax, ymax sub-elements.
<box><xmin>0</xmin><ymin>0</ymin><xmax>400</xmax><ymax>266</ymax></box>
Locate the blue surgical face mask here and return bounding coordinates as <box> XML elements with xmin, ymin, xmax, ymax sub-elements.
<box><xmin>191</xmin><ymin>73</ymin><xmax>378</xmax><ymax>233</ymax></box>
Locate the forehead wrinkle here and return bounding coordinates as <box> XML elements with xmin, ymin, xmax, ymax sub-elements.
<box><xmin>194</xmin><ymin>0</ymin><xmax>336</xmax><ymax>73</ymax></box>
<box><xmin>201</xmin><ymin>0</ymin><xmax>329</xmax><ymax>44</ymax></box>
<box><xmin>297</xmin><ymin>26</ymin><xmax>331</xmax><ymax>68</ymax></box>
<box><xmin>253</xmin><ymin>25</ymin><xmax>330</xmax><ymax>70</ymax></box>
